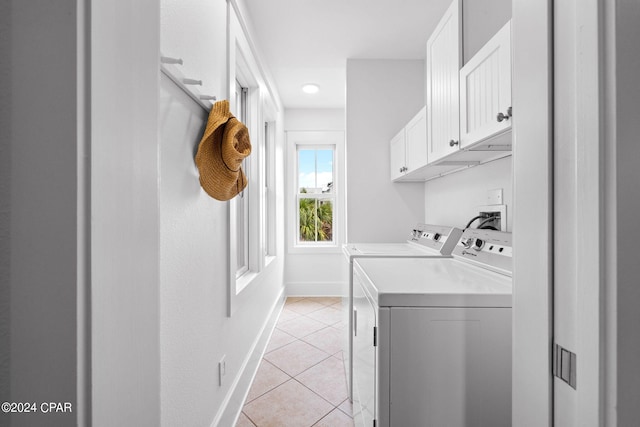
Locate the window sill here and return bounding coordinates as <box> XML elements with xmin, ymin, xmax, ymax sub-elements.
<box><xmin>288</xmin><ymin>244</ymin><xmax>343</xmax><ymax>255</ymax></box>
<box><xmin>235</xmin><ymin>256</ymin><xmax>278</xmax><ymax>295</ymax></box>
<box><xmin>264</xmin><ymin>255</ymin><xmax>276</xmax><ymax>268</ymax></box>
<box><xmin>236</xmin><ymin>270</ymin><xmax>259</xmax><ymax>295</ymax></box>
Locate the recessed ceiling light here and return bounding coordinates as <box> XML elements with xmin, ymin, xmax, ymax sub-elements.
<box><xmin>302</xmin><ymin>83</ymin><xmax>320</xmax><ymax>94</ymax></box>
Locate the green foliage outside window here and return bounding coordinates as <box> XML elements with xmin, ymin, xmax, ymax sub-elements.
<box><xmin>299</xmin><ymin>196</ymin><xmax>333</xmax><ymax>242</ymax></box>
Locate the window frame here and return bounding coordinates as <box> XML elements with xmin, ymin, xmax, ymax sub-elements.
<box><xmin>295</xmin><ymin>146</ymin><xmax>337</xmax><ymax>246</ymax></box>
<box><xmin>227</xmin><ymin>5</ymin><xmax>280</xmax><ymax>316</ymax></box>
<box><xmin>234</xmin><ymin>79</ymin><xmax>250</xmax><ymax>279</ymax></box>
<box><xmin>286</xmin><ymin>131</ymin><xmax>345</xmax><ymax>254</ymax></box>
<box><xmin>262</xmin><ymin>118</ymin><xmax>277</xmax><ymax>261</ymax></box>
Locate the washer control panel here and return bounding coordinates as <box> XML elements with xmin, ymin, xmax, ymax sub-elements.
<box><xmin>407</xmin><ymin>224</ymin><xmax>463</xmax><ymax>256</ymax></box>
<box><xmin>453</xmin><ymin>229</ymin><xmax>513</xmax><ymax>275</ymax></box>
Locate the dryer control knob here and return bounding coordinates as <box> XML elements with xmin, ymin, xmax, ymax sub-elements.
<box><xmin>433</xmin><ymin>233</ymin><xmax>441</xmax><ymax>242</ymax></box>
<box><xmin>473</xmin><ymin>238</ymin><xmax>485</xmax><ymax>251</ymax></box>
<box><xmin>462</xmin><ymin>238</ymin><xmax>474</xmax><ymax>249</ymax></box>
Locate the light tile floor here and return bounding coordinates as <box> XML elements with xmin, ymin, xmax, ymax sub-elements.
<box><xmin>236</xmin><ymin>297</ymin><xmax>354</xmax><ymax>427</ymax></box>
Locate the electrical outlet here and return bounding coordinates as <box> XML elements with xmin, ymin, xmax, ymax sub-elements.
<box><xmin>478</xmin><ymin>204</ymin><xmax>507</xmax><ymax>231</ymax></box>
<box><xmin>218</xmin><ymin>355</ymin><xmax>226</xmax><ymax>386</ymax></box>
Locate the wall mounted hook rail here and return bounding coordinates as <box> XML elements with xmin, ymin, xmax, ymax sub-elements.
<box><xmin>160</xmin><ymin>56</ymin><xmax>215</xmax><ymax>112</ymax></box>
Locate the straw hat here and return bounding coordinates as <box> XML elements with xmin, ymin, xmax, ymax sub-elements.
<box><xmin>195</xmin><ymin>100</ymin><xmax>252</xmax><ymax>201</ymax></box>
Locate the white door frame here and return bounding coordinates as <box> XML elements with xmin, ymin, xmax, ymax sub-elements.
<box><xmin>511</xmin><ymin>1</ymin><xmax>554</xmax><ymax>425</ymax></box>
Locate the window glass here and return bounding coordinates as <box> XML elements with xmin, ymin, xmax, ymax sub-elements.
<box><xmin>297</xmin><ymin>146</ymin><xmax>335</xmax><ymax>243</ymax></box>
<box><xmin>298</xmin><ymin>198</ymin><xmax>333</xmax><ymax>242</ymax></box>
<box><xmin>235</xmin><ymin>80</ymin><xmax>249</xmax><ymax>278</ymax></box>
<box><xmin>297</xmin><ymin>149</ymin><xmax>334</xmax><ymax>193</ymax></box>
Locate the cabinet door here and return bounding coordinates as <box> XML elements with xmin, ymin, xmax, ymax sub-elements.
<box><xmin>352</xmin><ymin>268</ymin><xmax>377</xmax><ymax>427</ymax></box>
<box><xmin>426</xmin><ymin>0</ymin><xmax>461</xmax><ymax>162</ymax></box>
<box><xmin>405</xmin><ymin>106</ymin><xmax>428</xmax><ymax>172</ymax></box>
<box><xmin>459</xmin><ymin>21</ymin><xmax>512</xmax><ymax>149</ymax></box>
<box><xmin>389</xmin><ymin>129</ymin><xmax>406</xmax><ymax>181</ymax></box>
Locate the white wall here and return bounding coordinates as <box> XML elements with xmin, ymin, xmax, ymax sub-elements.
<box><xmin>159</xmin><ymin>75</ymin><xmax>286</xmax><ymax>427</ymax></box>
<box><xmin>423</xmin><ymin>157</ymin><xmax>512</xmax><ymax>231</ymax></box>
<box><xmin>462</xmin><ymin>0</ymin><xmax>512</xmax><ymax>64</ymax></box>
<box><xmin>91</xmin><ymin>0</ymin><xmax>162</xmax><ymax>425</ymax></box>
<box><xmin>285</xmin><ymin>108</ymin><xmax>345</xmax><ymax>131</ymax></box>
<box><xmin>284</xmin><ymin>109</ymin><xmax>347</xmax><ymax>296</ymax></box>
<box><xmin>1</xmin><ymin>2</ymin><xmax>80</xmax><ymax>426</ymax></box>
<box><xmin>160</xmin><ymin>1</ymin><xmax>286</xmax><ymax>426</ymax></box>
<box><xmin>161</xmin><ymin>0</ymin><xmax>227</xmax><ymax>104</ymax></box>
<box><xmin>346</xmin><ymin>59</ymin><xmax>425</xmax><ymax>243</ymax></box>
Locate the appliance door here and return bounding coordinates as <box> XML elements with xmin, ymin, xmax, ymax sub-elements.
<box><xmin>352</xmin><ymin>266</ymin><xmax>377</xmax><ymax>427</ymax></box>
<box><xmin>342</xmin><ymin>252</ymin><xmax>353</xmax><ymax>400</ymax></box>
<box><xmin>389</xmin><ymin>306</ymin><xmax>512</xmax><ymax>426</ymax></box>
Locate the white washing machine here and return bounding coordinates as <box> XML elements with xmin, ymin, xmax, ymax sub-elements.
<box><xmin>351</xmin><ymin>228</ymin><xmax>513</xmax><ymax>427</ymax></box>
<box><xmin>342</xmin><ymin>224</ymin><xmax>463</xmax><ymax>400</ymax></box>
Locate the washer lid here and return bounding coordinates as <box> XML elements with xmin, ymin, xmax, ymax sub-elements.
<box><xmin>353</xmin><ymin>257</ymin><xmax>512</xmax><ymax>308</ymax></box>
<box><xmin>343</xmin><ymin>242</ymin><xmax>439</xmax><ymax>256</ymax></box>
<box><xmin>342</xmin><ymin>224</ymin><xmax>463</xmax><ymax>259</ymax></box>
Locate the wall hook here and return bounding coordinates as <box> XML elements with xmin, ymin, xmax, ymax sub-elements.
<box><xmin>160</xmin><ymin>56</ymin><xmax>184</xmax><ymax>65</ymax></box>
<box><xmin>183</xmin><ymin>78</ymin><xmax>203</xmax><ymax>86</ymax></box>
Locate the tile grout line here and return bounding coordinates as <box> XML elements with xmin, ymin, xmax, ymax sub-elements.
<box><xmin>241</xmin><ymin>297</ymin><xmax>351</xmax><ymax>426</ymax></box>
<box><xmin>336</xmin><ymin>398</ymin><xmax>353</xmax><ymax>418</ymax></box>
<box><xmin>241</xmin><ymin>411</ymin><xmax>258</xmax><ymax>427</ymax></box>
<box><xmin>242</xmin><ymin>361</ymin><xmax>292</xmax><ymax>405</ymax></box>
<box><xmin>290</xmin><ymin>375</ymin><xmax>342</xmax><ymax>415</ymax></box>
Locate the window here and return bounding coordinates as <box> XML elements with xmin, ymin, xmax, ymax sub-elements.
<box><xmin>235</xmin><ymin>80</ymin><xmax>250</xmax><ymax>278</ymax></box>
<box><xmin>297</xmin><ymin>147</ymin><xmax>335</xmax><ymax>244</ymax></box>
<box><xmin>227</xmin><ymin>5</ymin><xmax>280</xmax><ymax>316</ymax></box>
<box><xmin>262</xmin><ymin>121</ymin><xmax>275</xmax><ymax>258</ymax></box>
<box><xmin>287</xmin><ymin>131</ymin><xmax>345</xmax><ymax>253</ymax></box>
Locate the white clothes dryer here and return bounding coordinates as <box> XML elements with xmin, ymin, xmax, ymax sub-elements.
<box><xmin>351</xmin><ymin>228</ymin><xmax>513</xmax><ymax>427</ymax></box>
<box><xmin>341</xmin><ymin>224</ymin><xmax>463</xmax><ymax>400</ymax></box>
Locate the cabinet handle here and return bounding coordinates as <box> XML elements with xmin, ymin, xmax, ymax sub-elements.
<box><xmin>449</xmin><ymin>139</ymin><xmax>459</xmax><ymax>147</ymax></box>
<box><xmin>497</xmin><ymin>107</ymin><xmax>512</xmax><ymax>122</ymax></box>
<box><xmin>353</xmin><ymin>307</ymin><xmax>358</xmax><ymax>336</ymax></box>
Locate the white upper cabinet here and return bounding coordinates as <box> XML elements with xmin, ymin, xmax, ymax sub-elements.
<box><xmin>426</xmin><ymin>0</ymin><xmax>462</xmax><ymax>163</ymax></box>
<box><xmin>389</xmin><ymin>128</ymin><xmax>406</xmax><ymax>181</ymax></box>
<box><xmin>459</xmin><ymin>21</ymin><xmax>512</xmax><ymax>149</ymax></box>
<box><xmin>390</xmin><ymin>2</ymin><xmax>512</xmax><ymax>183</ymax></box>
<box><xmin>405</xmin><ymin>106</ymin><xmax>428</xmax><ymax>172</ymax></box>
<box><xmin>390</xmin><ymin>106</ymin><xmax>427</xmax><ymax>181</ymax></box>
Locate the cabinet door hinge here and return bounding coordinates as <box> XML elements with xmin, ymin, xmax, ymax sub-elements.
<box><xmin>373</xmin><ymin>326</ymin><xmax>377</xmax><ymax>347</ymax></box>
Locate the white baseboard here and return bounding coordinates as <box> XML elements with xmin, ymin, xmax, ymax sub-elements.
<box><xmin>285</xmin><ymin>281</ymin><xmax>347</xmax><ymax>297</ymax></box>
<box><xmin>212</xmin><ymin>288</ymin><xmax>286</xmax><ymax>427</ymax></box>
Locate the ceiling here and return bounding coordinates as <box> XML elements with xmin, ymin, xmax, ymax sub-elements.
<box><xmin>242</xmin><ymin>0</ymin><xmax>452</xmax><ymax>109</ymax></box>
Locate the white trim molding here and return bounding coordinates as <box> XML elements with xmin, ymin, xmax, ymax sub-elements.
<box><xmin>212</xmin><ymin>288</ymin><xmax>286</xmax><ymax>427</ymax></box>
<box><xmin>286</xmin><ymin>131</ymin><xmax>346</xmax><ymax>254</ymax></box>
<box><xmin>285</xmin><ymin>281</ymin><xmax>347</xmax><ymax>297</ymax></box>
